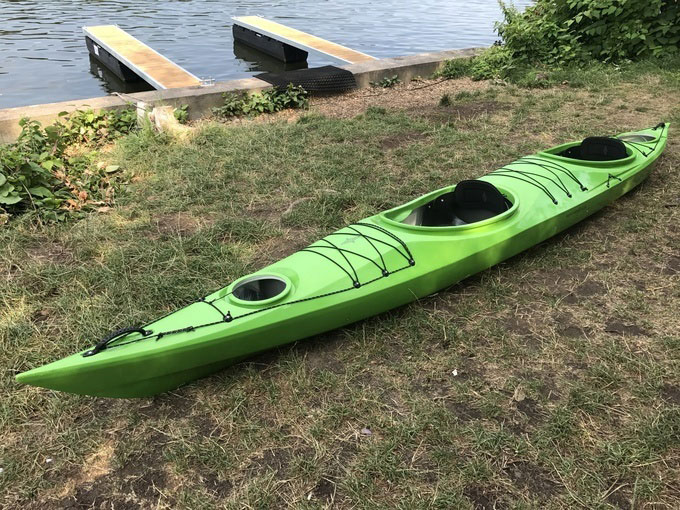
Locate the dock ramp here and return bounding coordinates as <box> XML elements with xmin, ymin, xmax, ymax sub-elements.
<box><xmin>232</xmin><ymin>16</ymin><xmax>376</xmax><ymax>64</ymax></box>
<box><xmin>83</xmin><ymin>25</ymin><xmax>201</xmax><ymax>89</ymax></box>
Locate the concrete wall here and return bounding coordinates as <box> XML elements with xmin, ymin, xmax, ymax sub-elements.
<box><xmin>0</xmin><ymin>78</ymin><xmax>269</xmax><ymax>144</ymax></box>
<box><xmin>0</xmin><ymin>47</ymin><xmax>482</xmax><ymax>144</ymax></box>
<box><xmin>343</xmin><ymin>47</ymin><xmax>482</xmax><ymax>88</ymax></box>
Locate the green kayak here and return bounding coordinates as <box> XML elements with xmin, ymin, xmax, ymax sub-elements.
<box><xmin>17</xmin><ymin>123</ymin><xmax>669</xmax><ymax>398</ymax></box>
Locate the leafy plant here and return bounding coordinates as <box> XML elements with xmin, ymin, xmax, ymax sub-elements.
<box><xmin>437</xmin><ymin>48</ymin><xmax>514</xmax><ymax>82</ymax></box>
<box><xmin>439</xmin><ymin>93</ymin><xmax>452</xmax><ymax>106</ymax></box>
<box><xmin>435</xmin><ymin>58</ymin><xmax>474</xmax><ymax>79</ymax></box>
<box><xmin>496</xmin><ymin>0</ymin><xmax>680</xmax><ymax>65</ymax></box>
<box><xmin>0</xmin><ymin>108</ymin><xmax>136</xmax><ymax>221</ymax></box>
<box><xmin>174</xmin><ymin>104</ymin><xmax>189</xmax><ymax>124</ymax></box>
<box><xmin>212</xmin><ymin>84</ymin><xmax>309</xmax><ymax>118</ymax></box>
<box><xmin>445</xmin><ymin>1</ymin><xmax>680</xmax><ymax>86</ymax></box>
<box><xmin>276</xmin><ymin>83</ymin><xmax>309</xmax><ymax>110</ymax></box>
<box><xmin>370</xmin><ymin>75</ymin><xmax>401</xmax><ymax>88</ymax></box>
<box><xmin>56</xmin><ymin>108</ymin><xmax>137</xmax><ymax>146</ymax></box>
<box><xmin>469</xmin><ymin>45</ymin><xmax>515</xmax><ymax>80</ymax></box>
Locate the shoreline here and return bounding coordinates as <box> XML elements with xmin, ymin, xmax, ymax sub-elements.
<box><xmin>0</xmin><ymin>48</ymin><xmax>482</xmax><ymax>144</ymax></box>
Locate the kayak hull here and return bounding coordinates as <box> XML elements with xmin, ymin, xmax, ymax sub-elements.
<box><xmin>17</xmin><ymin>124</ymin><xmax>669</xmax><ymax>397</ymax></box>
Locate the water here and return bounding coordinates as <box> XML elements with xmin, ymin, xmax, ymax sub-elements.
<box><xmin>0</xmin><ymin>0</ymin><xmax>530</xmax><ymax>109</ymax></box>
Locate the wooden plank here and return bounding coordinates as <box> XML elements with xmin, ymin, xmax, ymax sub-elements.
<box><xmin>83</xmin><ymin>25</ymin><xmax>200</xmax><ymax>89</ymax></box>
<box><xmin>232</xmin><ymin>16</ymin><xmax>376</xmax><ymax>64</ymax></box>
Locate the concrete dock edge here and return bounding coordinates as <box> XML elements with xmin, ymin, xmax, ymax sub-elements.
<box><xmin>0</xmin><ymin>47</ymin><xmax>482</xmax><ymax>144</ymax></box>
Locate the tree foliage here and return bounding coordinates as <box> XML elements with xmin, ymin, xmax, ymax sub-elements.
<box><xmin>498</xmin><ymin>0</ymin><xmax>680</xmax><ymax>64</ymax></box>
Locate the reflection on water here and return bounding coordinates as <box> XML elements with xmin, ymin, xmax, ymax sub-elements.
<box><xmin>232</xmin><ymin>41</ymin><xmax>308</xmax><ymax>74</ymax></box>
<box><xmin>88</xmin><ymin>55</ymin><xmax>154</xmax><ymax>95</ymax></box>
<box><xmin>0</xmin><ymin>0</ymin><xmax>530</xmax><ymax>108</ymax></box>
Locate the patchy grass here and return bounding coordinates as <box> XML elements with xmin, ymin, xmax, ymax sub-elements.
<box><xmin>1</xmin><ymin>70</ymin><xmax>679</xmax><ymax>509</ymax></box>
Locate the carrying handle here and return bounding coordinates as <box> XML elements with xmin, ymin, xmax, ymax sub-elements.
<box><xmin>82</xmin><ymin>326</ymin><xmax>151</xmax><ymax>357</ymax></box>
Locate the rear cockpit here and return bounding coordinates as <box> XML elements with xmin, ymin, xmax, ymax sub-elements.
<box><xmin>553</xmin><ymin>137</ymin><xmax>629</xmax><ymax>161</ymax></box>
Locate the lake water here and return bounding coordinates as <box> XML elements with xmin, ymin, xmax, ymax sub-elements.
<box><xmin>0</xmin><ymin>0</ymin><xmax>530</xmax><ymax>109</ymax></box>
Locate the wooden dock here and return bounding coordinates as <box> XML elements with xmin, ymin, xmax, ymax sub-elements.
<box><xmin>83</xmin><ymin>25</ymin><xmax>201</xmax><ymax>90</ymax></box>
<box><xmin>231</xmin><ymin>16</ymin><xmax>376</xmax><ymax>64</ymax></box>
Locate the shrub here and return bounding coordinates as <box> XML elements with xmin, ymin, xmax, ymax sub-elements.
<box><xmin>435</xmin><ymin>58</ymin><xmax>474</xmax><ymax>79</ymax></box>
<box><xmin>0</xmin><ymin>109</ymin><xmax>136</xmax><ymax>221</ymax></box>
<box><xmin>435</xmin><ymin>1</ymin><xmax>680</xmax><ymax>85</ymax></box>
<box><xmin>212</xmin><ymin>84</ymin><xmax>309</xmax><ymax>118</ymax></box>
<box><xmin>436</xmin><ymin>47</ymin><xmax>515</xmax><ymax>82</ymax></box>
<box><xmin>497</xmin><ymin>0</ymin><xmax>680</xmax><ymax>65</ymax></box>
<box><xmin>469</xmin><ymin>45</ymin><xmax>515</xmax><ymax>80</ymax></box>
<box><xmin>174</xmin><ymin>104</ymin><xmax>189</xmax><ymax>124</ymax></box>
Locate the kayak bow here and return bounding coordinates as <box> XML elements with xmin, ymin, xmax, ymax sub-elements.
<box><xmin>17</xmin><ymin>123</ymin><xmax>669</xmax><ymax>397</ymax></box>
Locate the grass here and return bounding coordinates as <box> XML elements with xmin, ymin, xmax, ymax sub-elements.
<box><xmin>488</xmin><ymin>56</ymin><xmax>680</xmax><ymax>92</ymax></box>
<box><xmin>1</xmin><ymin>65</ymin><xmax>680</xmax><ymax>508</ymax></box>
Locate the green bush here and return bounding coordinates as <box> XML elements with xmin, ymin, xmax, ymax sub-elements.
<box><xmin>437</xmin><ymin>47</ymin><xmax>514</xmax><ymax>82</ymax></box>
<box><xmin>174</xmin><ymin>104</ymin><xmax>189</xmax><ymax>124</ymax></box>
<box><xmin>498</xmin><ymin>0</ymin><xmax>680</xmax><ymax>64</ymax></box>
<box><xmin>212</xmin><ymin>84</ymin><xmax>309</xmax><ymax>118</ymax></box>
<box><xmin>435</xmin><ymin>58</ymin><xmax>474</xmax><ymax>79</ymax></box>
<box><xmin>435</xmin><ymin>1</ymin><xmax>680</xmax><ymax>85</ymax></box>
<box><xmin>57</xmin><ymin>108</ymin><xmax>136</xmax><ymax>145</ymax></box>
<box><xmin>470</xmin><ymin>46</ymin><xmax>515</xmax><ymax>80</ymax></box>
<box><xmin>0</xmin><ymin>109</ymin><xmax>136</xmax><ymax>221</ymax></box>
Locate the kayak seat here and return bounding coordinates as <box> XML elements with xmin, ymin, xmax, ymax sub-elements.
<box><xmin>558</xmin><ymin>136</ymin><xmax>628</xmax><ymax>161</ymax></box>
<box><xmin>452</xmin><ymin>180</ymin><xmax>510</xmax><ymax>223</ymax></box>
<box><xmin>419</xmin><ymin>191</ymin><xmax>460</xmax><ymax>226</ymax></box>
<box><xmin>405</xmin><ymin>180</ymin><xmax>510</xmax><ymax>226</ymax></box>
